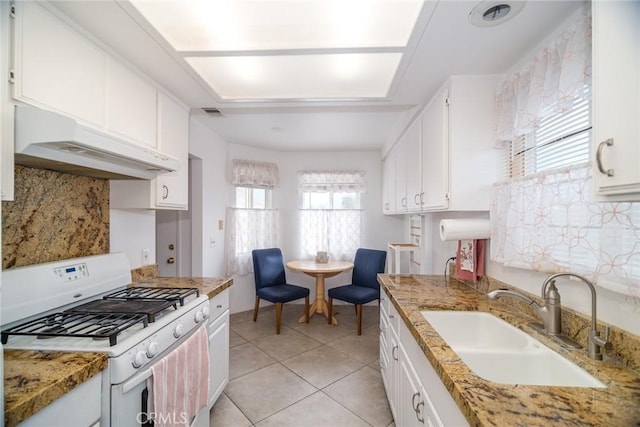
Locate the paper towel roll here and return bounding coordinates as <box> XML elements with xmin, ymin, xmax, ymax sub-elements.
<box><xmin>439</xmin><ymin>219</ymin><xmax>490</xmax><ymax>241</ymax></box>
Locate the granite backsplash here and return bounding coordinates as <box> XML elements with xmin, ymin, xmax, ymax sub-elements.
<box><xmin>2</xmin><ymin>165</ymin><xmax>109</xmax><ymax>269</ymax></box>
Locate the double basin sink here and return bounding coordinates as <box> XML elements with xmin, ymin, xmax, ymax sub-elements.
<box><xmin>421</xmin><ymin>311</ymin><xmax>605</xmax><ymax>388</ymax></box>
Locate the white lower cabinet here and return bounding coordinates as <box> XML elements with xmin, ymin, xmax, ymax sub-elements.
<box><xmin>380</xmin><ymin>289</ymin><xmax>468</xmax><ymax>426</ymax></box>
<box><xmin>207</xmin><ymin>290</ymin><xmax>230</xmax><ymax>408</ymax></box>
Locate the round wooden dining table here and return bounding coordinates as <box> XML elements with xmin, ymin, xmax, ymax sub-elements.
<box><xmin>285</xmin><ymin>260</ymin><xmax>354</xmax><ymax>325</ymax></box>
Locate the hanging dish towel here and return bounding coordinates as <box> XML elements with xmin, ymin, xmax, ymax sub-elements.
<box><xmin>455</xmin><ymin>239</ymin><xmax>486</xmax><ymax>283</ymax></box>
<box><xmin>147</xmin><ymin>324</ymin><xmax>209</xmax><ymax>427</ymax></box>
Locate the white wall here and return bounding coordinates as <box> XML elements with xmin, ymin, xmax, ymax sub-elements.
<box><xmin>189</xmin><ymin>116</ymin><xmax>228</xmax><ymax>278</ymax></box>
<box><xmin>225</xmin><ymin>145</ymin><xmax>404</xmax><ymax>314</ymax></box>
<box><xmin>415</xmin><ymin>213</ymin><xmax>640</xmax><ymax>336</ymax></box>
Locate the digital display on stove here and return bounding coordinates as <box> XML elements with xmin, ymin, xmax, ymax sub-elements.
<box><xmin>66</xmin><ymin>267</ymin><xmax>76</xmax><ymax>273</ymax></box>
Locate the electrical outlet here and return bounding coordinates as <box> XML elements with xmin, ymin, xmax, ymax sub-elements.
<box><xmin>142</xmin><ymin>249</ymin><xmax>150</xmax><ymax>265</ymax></box>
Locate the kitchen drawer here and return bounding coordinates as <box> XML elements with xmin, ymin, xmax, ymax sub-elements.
<box><xmin>208</xmin><ymin>290</ymin><xmax>229</xmax><ymax>323</ymax></box>
<box><xmin>387</xmin><ymin>298</ymin><xmax>400</xmax><ymax>333</ymax></box>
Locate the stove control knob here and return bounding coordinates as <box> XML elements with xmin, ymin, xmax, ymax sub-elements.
<box><xmin>132</xmin><ymin>351</ymin><xmax>146</xmax><ymax>368</ymax></box>
<box><xmin>194</xmin><ymin>310</ymin><xmax>204</xmax><ymax>323</ymax></box>
<box><xmin>202</xmin><ymin>305</ymin><xmax>210</xmax><ymax>318</ymax></box>
<box><xmin>146</xmin><ymin>342</ymin><xmax>159</xmax><ymax>358</ymax></box>
<box><xmin>173</xmin><ymin>323</ymin><xmax>185</xmax><ymax>338</ymax></box>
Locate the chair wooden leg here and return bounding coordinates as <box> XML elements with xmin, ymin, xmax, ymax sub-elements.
<box><xmin>356</xmin><ymin>304</ymin><xmax>362</xmax><ymax>335</ymax></box>
<box><xmin>253</xmin><ymin>296</ymin><xmax>260</xmax><ymax>322</ymax></box>
<box><xmin>327</xmin><ymin>297</ymin><xmax>333</xmax><ymax>325</ymax></box>
<box><xmin>305</xmin><ymin>296</ymin><xmax>310</xmax><ymax>324</ymax></box>
<box><xmin>275</xmin><ymin>302</ymin><xmax>283</xmax><ymax>334</ymax></box>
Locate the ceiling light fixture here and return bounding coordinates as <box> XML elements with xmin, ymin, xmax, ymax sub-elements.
<box><xmin>129</xmin><ymin>0</ymin><xmax>427</xmax><ymax>102</ymax></box>
<box><xmin>469</xmin><ymin>0</ymin><xmax>526</xmax><ymax>28</ymax></box>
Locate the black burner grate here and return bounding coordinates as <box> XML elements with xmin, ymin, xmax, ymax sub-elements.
<box><xmin>1</xmin><ymin>311</ymin><xmax>148</xmax><ymax>346</ymax></box>
<box><xmin>103</xmin><ymin>287</ymin><xmax>199</xmax><ymax>306</ymax></box>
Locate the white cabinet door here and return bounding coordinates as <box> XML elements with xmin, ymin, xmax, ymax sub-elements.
<box><xmin>110</xmin><ymin>92</ymin><xmax>189</xmax><ymax>210</ymax></box>
<box><xmin>14</xmin><ymin>2</ymin><xmax>105</xmax><ymax>126</ymax></box>
<box><xmin>420</xmin><ymin>86</ymin><xmax>449</xmax><ymax>211</ymax></box>
<box><xmin>208</xmin><ymin>312</ymin><xmax>229</xmax><ymax>406</ymax></box>
<box><xmin>399</xmin><ymin>345</ymin><xmax>442</xmax><ymax>427</ymax></box>
<box><xmin>405</xmin><ymin>120</ymin><xmax>423</xmax><ymax>212</ymax></box>
<box><xmin>382</xmin><ymin>152</ymin><xmax>396</xmax><ymax>214</ymax></box>
<box><xmin>106</xmin><ymin>58</ymin><xmax>157</xmax><ymax>148</ymax></box>
<box><xmin>156</xmin><ymin>93</ymin><xmax>189</xmax><ymax>208</ymax></box>
<box><xmin>1</xmin><ymin>1</ymin><xmax>14</xmax><ymax>200</ymax></box>
<box><xmin>395</xmin><ymin>140</ymin><xmax>408</xmax><ymax>213</ymax></box>
<box><xmin>208</xmin><ymin>290</ymin><xmax>230</xmax><ymax>407</ymax></box>
<box><xmin>388</xmin><ymin>325</ymin><xmax>401</xmax><ymax>422</ymax></box>
<box><xmin>592</xmin><ymin>0</ymin><xmax>640</xmax><ymax>200</ymax></box>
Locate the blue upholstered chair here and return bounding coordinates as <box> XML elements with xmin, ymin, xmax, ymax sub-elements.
<box><xmin>327</xmin><ymin>248</ymin><xmax>387</xmax><ymax>335</ymax></box>
<box><xmin>252</xmin><ymin>248</ymin><xmax>310</xmax><ymax>334</ymax></box>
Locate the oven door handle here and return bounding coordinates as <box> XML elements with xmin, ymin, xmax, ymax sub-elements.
<box><xmin>121</xmin><ymin>367</ymin><xmax>153</xmax><ymax>394</ymax></box>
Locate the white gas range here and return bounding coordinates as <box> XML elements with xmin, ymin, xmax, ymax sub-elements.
<box><xmin>1</xmin><ymin>253</ymin><xmax>212</xmax><ymax>426</ymax></box>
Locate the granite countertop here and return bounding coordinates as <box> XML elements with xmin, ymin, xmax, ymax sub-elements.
<box><xmin>3</xmin><ymin>350</ymin><xmax>108</xmax><ymax>427</ymax></box>
<box><xmin>3</xmin><ymin>275</ymin><xmax>233</xmax><ymax>426</ymax></box>
<box><xmin>379</xmin><ymin>274</ymin><xmax>640</xmax><ymax>427</ymax></box>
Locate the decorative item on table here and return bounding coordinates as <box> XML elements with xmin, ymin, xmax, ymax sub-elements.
<box><xmin>315</xmin><ymin>251</ymin><xmax>329</xmax><ymax>263</ymax></box>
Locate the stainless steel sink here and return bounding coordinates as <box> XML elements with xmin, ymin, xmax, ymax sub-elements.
<box><xmin>421</xmin><ymin>311</ymin><xmax>605</xmax><ymax>388</ymax></box>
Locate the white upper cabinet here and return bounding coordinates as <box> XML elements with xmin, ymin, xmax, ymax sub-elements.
<box><xmin>1</xmin><ymin>1</ymin><xmax>14</xmax><ymax>200</ymax></box>
<box><xmin>155</xmin><ymin>92</ymin><xmax>189</xmax><ymax>208</ymax></box>
<box><xmin>402</xmin><ymin>75</ymin><xmax>499</xmax><ymax>213</ymax></box>
<box><xmin>404</xmin><ymin>119</ymin><xmax>423</xmax><ymax>212</ymax></box>
<box><xmin>395</xmin><ymin>139</ymin><xmax>408</xmax><ymax>213</ymax></box>
<box><xmin>110</xmin><ymin>92</ymin><xmax>189</xmax><ymax>210</ymax></box>
<box><xmin>382</xmin><ymin>149</ymin><xmax>396</xmax><ymax>214</ymax></box>
<box><xmin>444</xmin><ymin>75</ymin><xmax>500</xmax><ymax>211</ymax></box>
<box><xmin>105</xmin><ymin>58</ymin><xmax>157</xmax><ymax>148</ymax></box>
<box><xmin>13</xmin><ymin>2</ymin><xmax>105</xmax><ymax>127</ymax></box>
<box><xmin>420</xmin><ymin>85</ymin><xmax>449</xmax><ymax>211</ymax></box>
<box><xmin>592</xmin><ymin>0</ymin><xmax>640</xmax><ymax>201</ymax></box>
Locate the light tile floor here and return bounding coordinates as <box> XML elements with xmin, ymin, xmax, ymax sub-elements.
<box><xmin>210</xmin><ymin>304</ymin><xmax>395</xmax><ymax>427</ymax></box>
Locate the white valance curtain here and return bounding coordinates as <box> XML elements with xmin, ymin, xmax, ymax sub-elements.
<box><xmin>493</xmin><ymin>6</ymin><xmax>591</xmax><ymax>146</ymax></box>
<box><xmin>230</xmin><ymin>159</ymin><xmax>279</xmax><ymax>188</ymax></box>
<box><xmin>224</xmin><ymin>208</ymin><xmax>280</xmax><ymax>276</ymax></box>
<box><xmin>298</xmin><ymin>170</ymin><xmax>366</xmax><ymax>193</ymax></box>
<box><xmin>490</xmin><ymin>165</ymin><xmax>640</xmax><ymax>298</ymax></box>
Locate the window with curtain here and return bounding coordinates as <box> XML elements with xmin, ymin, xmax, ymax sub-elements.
<box><xmin>225</xmin><ymin>159</ymin><xmax>280</xmax><ymax>276</ymax></box>
<box><xmin>298</xmin><ymin>170</ymin><xmax>366</xmax><ymax>261</ymax></box>
<box><xmin>490</xmin><ymin>6</ymin><xmax>640</xmax><ymax>298</ymax></box>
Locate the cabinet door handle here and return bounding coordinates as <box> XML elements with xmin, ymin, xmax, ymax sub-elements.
<box><xmin>412</xmin><ymin>392</ymin><xmax>425</xmax><ymax>423</ymax></box>
<box><xmin>401</xmin><ymin>197</ymin><xmax>407</xmax><ymax>207</ymax></box>
<box><xmin>414</xmin><ymin>193</ymin><xmax>420</xmax><ymax>205</ymax></box>
<box><xmin>162</xmin><ymin>185</ymin><xmax>169</xmax><ymax>199</ymax></box>
<box><xmin>392</xmin><ymin>345</ymin><xmax>399</xmax><ymax>361</ymax></box>
<box><xmin>596</xmin><ymin>138</ymin><xmax>614</xmax><ymax>177</ymax></box>
<box><xmin>412</xmin><ymin>391</ymin><xmax>420</xmax><ymax>411</ymax></box>
<box><xmin>415</xmin><ymin>400</ymin><xmax>425</xmax><ymax>423</ymax></box>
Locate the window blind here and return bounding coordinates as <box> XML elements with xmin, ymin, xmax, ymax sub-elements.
<box><xmin>506</xmin><ymin>86</ymin><xmax>591</xmax><ymax>179</ymax></box>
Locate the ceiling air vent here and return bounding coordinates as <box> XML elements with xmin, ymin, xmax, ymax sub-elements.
<box><xmin>202</xmin><ymin>107</ymin><xmax>223</xmax><ymax>117</ymax></box>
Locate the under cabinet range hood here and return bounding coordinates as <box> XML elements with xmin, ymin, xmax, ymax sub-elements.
<box><xmin>14</xmin><ymin>106</ymin><xmax>179</xmax><ymax>180</ymax></box>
